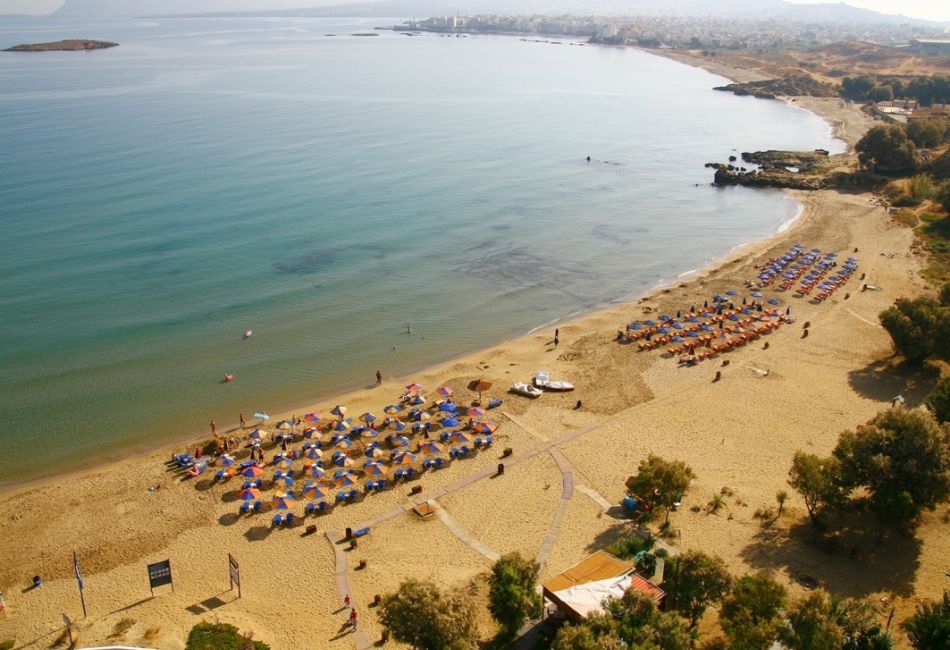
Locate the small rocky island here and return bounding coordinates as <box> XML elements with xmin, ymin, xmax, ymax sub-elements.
<box><xmin>706</xmin><ymin>150</ymin><xmax>832</xmax><ymax>190</ymax></box>
<box><xmin>4</xmin><ymin>39</ymin><xmax>118</xmax><ymax>52</ymax></box>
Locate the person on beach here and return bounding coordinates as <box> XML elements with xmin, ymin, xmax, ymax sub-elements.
<box><xmin>349</xmin><ymin>608</ymin><xmax>358</xmax><ymax>627</ymax></box>
<box><xmin>344</xmin><ymin>594</ymin><xmax>351</xmax><ymax>608</ymax></box>
<box><xmin>239</xmin><ymin>412</ymin><xmax>246</xmax><ymax>429</ymax></box>
<box><xmin>554</xmin><ymin>330</ymin><xmax>560</xmax><ymax>348</ymax></box>
<box><xmin>210</xmin><ymin>419</ymin><xmax>216</xmax><ymax>436</ymax></box>
<box><xmin>376</xmin><ymin>370</ymin><xmax>382</xmax><ymax>386</ymax></box>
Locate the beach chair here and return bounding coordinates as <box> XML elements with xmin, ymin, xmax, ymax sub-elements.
<box><xmin>285</xmin><ymin>513</ymin><xmax>296</xmax><ymax>526</ymax></box>
<box><xmin>365</xmin><ymin>480</ymin><xmax>377</xmax><ymax>492</ymax></box>
<box><xmin>316</xmin><ymin>501</ymin><xmax>329</xmax><ymax>513</ymax></box>
<box><xmin>394</xmin><ymin>468</ymin><xmax>406</xmax><ymax>480</ymax></box>
<box><xmin>253</xmin><ymin>501</ymin><xmax>262</xmax><ymax>512</ymax></box>
<box><xmin>487</xmin><ymin>399</ymin><xmax>503</xmax><ymax>409</ymax></box>
<box><xmin>272</xmin><ymin>514</ymin><xmax>284</xmax><ymax>527</ymax></box>
<box><xmin>240</xmin><ymin>502</ymin><xmax>252</xmax><ymax>514</ymax></box>
<box><xmin>305</xmin><ymin>503</ymin><xmax>316</xmax><ymax>515</ymax></box>
<box><xmin>214</xmin><ymin>469</ymin><xmax>226</xmax><ymax>481</ymax></box>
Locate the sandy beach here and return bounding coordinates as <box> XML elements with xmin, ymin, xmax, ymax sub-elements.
<box><xmin>1</xmin><ymin>66</ymin><xmax>945</xmax><ymax>649</ymax></box>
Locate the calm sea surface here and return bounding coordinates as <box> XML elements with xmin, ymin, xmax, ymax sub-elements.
<box><xmin>0</xmin><ymin>16</ymin><xmax>843</xmax><ymax>486</ymax></box>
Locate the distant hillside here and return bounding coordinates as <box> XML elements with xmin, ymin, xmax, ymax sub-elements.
<box><xmin>51</xmin><ymin>0</ymin><xmax>947</xmax><ymax>25</ymax></box>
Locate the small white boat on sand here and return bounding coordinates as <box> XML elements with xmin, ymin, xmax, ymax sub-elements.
<box><xmin>244</xmin><ymin>330</ymin><xmax>253</xmax><ymax>339</ymax></box>
<box><xmin>534</xmin><ymin>371</ymin><xmax>575</xmax><ymax>392</ymax></box>
<box><xmin>510</xmin><ymin>381</ymin><xmax>543</xmax><ymax>398</ymax></box>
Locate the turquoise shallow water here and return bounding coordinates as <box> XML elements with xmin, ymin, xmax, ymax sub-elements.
<box><xmin>0</xmin><ymin>17</ymin><xmax>843</xmax><ymax>486</ymax></box>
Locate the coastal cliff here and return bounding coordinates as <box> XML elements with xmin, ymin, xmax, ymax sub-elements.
<box><xmin>4</xmin><ymin>40</ymin><xmax>119</xmax><ymax>52</ymax></box>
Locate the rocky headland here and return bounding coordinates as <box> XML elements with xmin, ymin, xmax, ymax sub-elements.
<box><xmin>706</xmin><ymin>149</ymin><xmax>834</xmax><ymax>190</ymax></box>
<box><xmin>4</xmin><ymin>40</ymin><xmax>119</xmax><ymax>52</ymax></box>
<box><xmin>713</xmin><ymin>75</ymin><xmax>838</xmax><ymax>100</ymax></box>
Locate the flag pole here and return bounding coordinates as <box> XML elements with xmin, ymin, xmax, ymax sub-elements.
<box><xmin>73</xmin><ymin>551</ymin><xmax>87</xmax><ymax>618</ymax></box>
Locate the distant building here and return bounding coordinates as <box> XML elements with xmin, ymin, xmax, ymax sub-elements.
<box><xmin>910</xmin><ymin>38</ymin><xmax>950</xmax><ymax>53</ymax></box>
<box><xmin>541</xmin><ymin>550</ymin><xmax>665</xmax><ymax>623</ymax></box>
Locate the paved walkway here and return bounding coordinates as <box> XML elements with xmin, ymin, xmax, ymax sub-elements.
<box><xmin>431</xmin><ymin>500</ymin><xmax>500</xmax><ymax>562</ymax></box>
<box><xmin>535</xmin><ymin>448</ymin><xmax>574</xmax><ymax>569</ymax></box>
<box><xmin>575</xmin><ymin>484</ymin><xmax>613</xmax><ymax>511</ymax></box>
<box><xmin>325</xmin><ymin>531</ymin><xmax>374</xmax><ymax>650</ymax></box>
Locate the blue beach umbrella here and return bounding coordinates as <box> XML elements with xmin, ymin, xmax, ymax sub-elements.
<box><xmin>671</xmin><ymin>335</ymin><xmax>685</xmax><ymax>342</ymax></box>
<box><xmin>728</xmin><ymin>314</ymin><xmax>740</xmax><ymax>321</ymax></box>
<box><xmin>688</xmin><ymin>331</ymin><xmax>699</xmax><ymax>338</ymax></box>
<box><xmin>659</xmin><ymin>315</ymin><xmax>671</xmax><ymax>322</ymax></box>
<box><xmin>726</xmin><ymin>289</ymin><xmax>738</xmax><ymax>296</ymax></box>
<box><xmin>751</xmin><ymin>291</ymin><xmax>763</xmax><ymax>298</ymax></box>
<box><xmin>394</xmin><ymin>420</ymin><xmax>407</xmax><ymax>431</ymax></box>
<box><xmin>658</xmin><ymin>327</ymin><xmax>669</xmax><ymax>334</ymax></box>
<box><xmin>672</xmin><ymin>322</ymin><xmax>684</xmax><ymax>329</ymax></box>
<box><xmin>628</xmin><ymin>323</ymin><xmax>642</xmax><ymax>330</ymax></box>
<box><xmin>383</xmin><ymin>404</ymin><xmax>402</xmax><ymax>414</ymax></box>
<box><xmin>439</xmin><ymin>402</ymin><xmax>457</xmax><ymax>413</ymax></box>
<box><xmin>392</xmin><ymin>435</ymin><xmax>410</xmax><ymax>447</ymax></box>
<box><xmin>334</xmin><ymin>420</ymin><xmax>350</xmax><ymax>432</ymax></box>
<box><xmin>644</xmin><ymin>319</ymin><xmax>656</xmax><ymax>326</ymax></box>
<box><xmin>442</xmin><ymin>417</ymin><xmax>461</xmax><ymax>427</ymax></box>
<box><xmin>768</xmin><ymin>298</ymin><xmax>780</xmax><ymax>305</ymax></box>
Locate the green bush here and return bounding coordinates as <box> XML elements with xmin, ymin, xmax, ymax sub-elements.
<box><xmin>185</xmin><ymin>622</ymin><xmax>269</xmax><ymax>650</ymax></box>
<box><xmin>879</xmin><ymin>296</ymin><xmax>950</xmax><ymax>362</ymax></box>
<box><xmin>926</xmin><ymin>377</ymin><xmax>950</xmax><ymax>423</ymax></box>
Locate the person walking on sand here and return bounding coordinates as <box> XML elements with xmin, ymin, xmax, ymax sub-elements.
<box><xmin>554</xmin><ymin>329</ymin><xmax>560</xmax><ymax>348</ymax></box>
<box><xmin>239</xmin><ymin>412</ymin><xmax>246</xmax><ymax>429</ymax></box>
<box><xmin>344</xmin><ymin>594</ymin><xmax>351</xmax><ymax>608</ymax></box>
<box><xmin>375</xmin><ymin>370</ymin><xmax>382</xmax><ymax>386</ymax></box>
<box><xmin>210</xmin><ymin>419</ymin><xmax>216</xmax><ymax>436</ymax></box>
<box><xmin>349</xmin><ymin>608</ymin><xmax>358</xmax><ymax>628</ymax></box>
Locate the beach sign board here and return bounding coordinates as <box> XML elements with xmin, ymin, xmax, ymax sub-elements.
<box><xmin>228</xmin><ymin>553</ymin><xmax>241</xmax><ymax>598</ymax></box>
<box><xmin>147</xmin><ymin>559</ymin><xmax>173</xmax><ymax>595</ymax></box>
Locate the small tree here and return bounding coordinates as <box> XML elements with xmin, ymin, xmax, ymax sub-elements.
<box><xmin>776</xmin><ymin>490</ymin><xmax>789</xmax><ymax>516</ymax></box>
<box><xmin>604</xmin><ymin>591</ymin><xmax>694</xmax><ymax>650</ymax></box>
<box><xmin>665</xmin><ymin>550</ymin><xmax>733</xmax><ymax>628</ymax></box>
<box><xmin>833</xmin><ymin>409</ymin><xmax>950</xmax><ymax>530</ymax></box>
<box><xmin>833</xmin><ymin>597</ymin><xmax>893</xmax><ymax>650</ymax></box>
<box><xmin>926</xmin><ymin>376</ymin><xmax>950</xmax><ymax>424</ymax></box>
<box><xmin>788</xmin><ymin>452</ymin><xmax>845</xmax><ymax>525</ymax></box>
<box><xmin>625</xmin><ymin>455</ymin><xmax>696</xmax><ymax>523</ymax></box>
<box><xmin>856</xmin><ymin>125</ymin><xmax>918</xmax><ymax>173</ymax></box>
<box><xmin>781</xmin><ymin>591</ymin><xmax>846</xmax><ymax>650</ymax></box>
<box><xmin>488</xmin><ymin>552</ymin><xmax>542</xmax><ymax>639</ymax></box>
<box><xmin>879</xmin><ymin>297</ymin><xmax>949</xmax><ymax>362</ymax></box>
<box><xmin>902</xmin><ymin>592</ymin><xmax>950</xmax><ymax>649</ymax></box>
<box><xmin>379</xmin><ymin>579</ymin><xmax>478</xmax><ymax>650</ymax></box>
<box><xmin>720</xmin><ymin>573</ymin><xmax>788</xmax><ymax>649</ymax></box>
<box><xmin>551</xmin><ymin>622</ymin><xmax>622</xmax><ymax>650</ymax></box>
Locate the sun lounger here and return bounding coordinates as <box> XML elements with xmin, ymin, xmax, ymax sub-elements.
<box><xmin>240</xmin><ymin>502</ymin><xmax>252</xmax><ymax>514</ymax></box>
<box><xmin>354</xmin><ymin>526</ymin><xmax>370</xmax><ymax>537</ymax></box>
<box><xmin>253</xmin><ymin>501</ymin><xmax>262</xmax><ymax>512</ymax></box>
<box><xmin>305</xmin><ymin>503</ymin><xmax>317</xmax><ymax>515</ymax></box>
<box><xmin>487</xmin><ymin>399</ymin><xmax>503</xmax><ymax>409</ymax></box>
<box><xmin>272</xmin><ymin>514</ymin><xmax>284</xmax><ymax>527</ymax></box>
<box><xmin>285</xmin><ymin>513</ymin><xmax>296</xmax><ymax>526</ymax></box>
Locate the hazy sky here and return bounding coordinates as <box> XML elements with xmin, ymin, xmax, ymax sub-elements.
<box><xmin>2</xmin><ymin>0</ymin><xmax>949</xmax><ymax>21</ymax></box>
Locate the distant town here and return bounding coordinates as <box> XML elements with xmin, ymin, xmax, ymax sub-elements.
<box><xmin>395</xmin><ymin>14</ymin><xmax>950</xmax><ymax>51</ymax></box>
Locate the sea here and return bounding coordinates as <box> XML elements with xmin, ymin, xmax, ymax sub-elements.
<box><xmin>0</xmin><ymin>16</ymin><xmax>844</xmax><ymax>487</ymax></box>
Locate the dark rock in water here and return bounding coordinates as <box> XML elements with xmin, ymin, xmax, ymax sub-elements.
<box><xmin>351</xmin><ymin>32</ymin><xmax>379</xmax><ymax>37</ymax></box>
<box><xmin>728</xmin><ymin>155</ymin><xmax>737</xmax><ymax>162</ymax></box>
<box><xmin>4</xmin><ymin>39</ymin><xmax>118</xmax><ymax>52</ymax></box>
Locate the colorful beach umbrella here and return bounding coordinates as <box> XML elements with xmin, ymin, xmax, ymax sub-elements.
<box><xmin>474</xmin><ymin>422</ymin><xmax>498</xmax><ymax>434</ymax></box>
<box><xmin>273</xmin><ymin>455</ymin><xmax>294</xmax><ymax>469</ymax></box>
<box><xmin>405</xmin><ymin>383</ymin><xmax>424</xmax><ymax>394</ymax></box>
<box><xmin>441</xmin><ymin>417</ymin><xmax>461</xmax><ymax>427</ymax></box>
<box><xmin>242</xmin><ymin>465</ymin><xmax>264</xmax><ymax>478</ymax></box>
<box><xmin>304</xmin><ymin>412</ymin><xmax>321</xmax><ymax>422</ymax></box>
<box><xmin>239</xmin><ymin>487</ymin><xmax>261</xmax><ymax>501</ymax></box>
<box><xmin>392</xmin><ymin>435</ymin><xmax>410</xmax><ymax>447</ymax></box>
<box><xmin>335</xmin><ymin>437</ymin><xmax>353</xmax><ymax>449</ymax></box>
<box><xmin>335</xmin><ymin>471</ymin><xmax>358</xmax><ymax>487</ymax></box>
<box><xmin>451</xmin><ymin>432</ymin><xmax>475</xmax><ymax>446</ymax></box>
<box><xmin>271</xmin><ymin>493</ymin><xmax>295</xmax><ymax>510</ymax></box>
<box><xmin>466</xmin><ymin>407</ymin><xmax>486</xmax><ymax>418</ymax></box>
<box><xmin>304</xmin><ymin>447</ymin><xmax>322</xmax><ymax>460</ymax></box>
<box><xmin>303</xmin><ymin>483</ymin><xmax>329</xmax><ymax>500</ymax></box>
<box><xmin>383</xmin><ymin>404</ymin><xmax>402</xmax><ymax>414</ymax></box>
<box><xmin>365</xmin><ymin>446</ymin><xmax>385</xmax><ymax>458</ymax></box>
<box><xmin>335</xmin><ymin>456</ymin><xmax>354</xmax><ymax>468</ymax></box>
<box><xmin>435</xmin><ymin>386</ymin><xmax>453</xmax><ymax>397</ymax></box>
<box><xmin>334</xmin><ymin>420</ymin><xmax>350</xmax><ymax>432</ymax></box>
<box><xmin>330</xmin><ymin>405</ymin><xmax>347</xmax><ymax>417</ymax></box>
<box><xmin>360</xmin><ymin>412</ymin><xmax>378</xmax><ymax>423</ymax></box>
<box><xmin>248</xmin><ymin>428</ymin><xmax>267</xmax><ymax>440</ymax></box>
<box><xmin>308</xmin><ymin>465</ymin><xmax>326</xmax><ymax>479</ymax></box>
<box><xmin>276</xmin><ymin>420</ymin><xmax>293</xmax><ymax>430</ymax></box>
<box><xmin>361</xmin><ymin>428</ymin><xmax>380</xmax><ymax>439</ymax></box>
<box><xmin>439</xmin><ymin>402</ymin><xmax>457</xmax><ymax>413</ymax></box>
<box><xmin>419</xmin><ymin>441</ymin><xmax>444</xmax><ymax>455</ymax></box>
<box><xmin>363</xmin><ymin>461</ymin><xmax>387</xmax><ymax>476</ymax></box>
<box><xmin>303</xmin><ymin>426</ymin><xmax>318</xmax><ymax>439</ymax></box>
<box><xmin>392</xmin><ymin>451</ymin><xmax>417</xmax><ymax>465</ymax></box>
<box><xmin>394</xmin><ymin>420</ymin><xmax>407</xmax><ymax>431</ymax></box>
<box><xmin>410</xmin><ymin>395</ymin><xmax>425</xmax><ymax>405</ymax></box>
<box><xmin>221</xmin><ymin>454</ymin><xmax>235</xmax><ymax>467</ymax></box>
